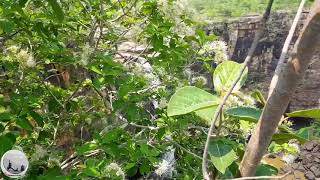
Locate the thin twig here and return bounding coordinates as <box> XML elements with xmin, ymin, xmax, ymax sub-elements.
<box><xmin>226</xmin><ymin>171</ymin><xmax>292</xmax><ymax>180</ymax></box>
<box><xmin>268</xmin><ymin>0</ymin><xmax>306</xmax><ymax>97</ymax></box>
<box><xmin>277</xmin><ymin>0</ymin><xmax>306</xmax><ymax>66</ymax></box>
<box><xmin>201</xmin><ymin>1</ymin><xmax>274</xmax><ymax>179</ymax></box>
<box><xmin>110</xmin><ymin>0</ymin><xmax>138</xmax><ymax>22</ymax></box>
<box><xmin>64</xmin><ymin>80</ymin><xmax>84</xmax><ymax>107</ymax></box>
<box><xmin>165</xmin><ymin>137</ymin><xmax>202</xmax><ymax>160</ymax></box>
<box><xmin>92</xmin><ymin>85</ymin><xmax>112</xmax><ymax>110</ymax></box>
<box><xmin>129</xmin><ymin>122</ymin><xmax>160</xmax><ymax>130</ymax></box>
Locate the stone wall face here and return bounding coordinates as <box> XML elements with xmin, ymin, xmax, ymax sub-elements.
<box><xmin>206</xmin><ymin>12</ymin><xmax>320</xmax><ymax>111</ymax></box>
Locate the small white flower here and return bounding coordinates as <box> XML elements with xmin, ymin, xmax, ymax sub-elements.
<box><xmin>17</xmin><ymin>49</ymin><xmax>29</xmax><ymax>62</ymax></box>
<box><xmin>155</xmin><ymin>147</ymin><xmax>175</xmax><ymax>177</ymax></box>
<box><xmin>7</xmin><ymin>45</ymin><xmax>19</xmax><ymax>54</ymax></box>
<box><xmin>191</xmin><ymin>76</ymin><xmax>208</xmax><ymax>86</ymax></box>
<box><xmin>200</xmin><ymin>41</ymin><xmax>228</xmax><ymax>63</ymax></box>
<box><xmin>158</xmin><ymin>98</ymin><xmax>167</xmax><ymax>109</ymax></box>
<box><xmin>26</xmin><ymin>54</ymin><xmax>36</xmax><ymax>67</ymax></box>
<box><xmin>102</xmin><ymin>162</ymin><xmax>125</xmax><ymax>179</ymax></box>
<box><xmin>282</xmin><ymin>154</ymin><xmax>297</xmax><ymax>164</ymax></box>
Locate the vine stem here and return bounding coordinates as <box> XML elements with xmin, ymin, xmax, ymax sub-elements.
<box><xmin>201</xmin><ymin>1</ymin><xmax>274</xmax><ymax>179</ymax></box>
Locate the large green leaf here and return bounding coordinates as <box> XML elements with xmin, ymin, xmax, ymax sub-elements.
<box><xmin>286</xmin><ymin>109</ymin><xmax>320</xmax><ymax>122</ymax></box>
<box><xmin>208</xmin><ymin>139</ymin><xmax>238</xmax><ymax>174</ymax></box>
<box><xmin>225</xmin><ymin>107</ymin><xmax>262</xmax><ymax>123</ymax></box>
<box><xmin>213</xmin><ymin>61</ymin><xmax>248</xmax><ymax>93</ymax></box>
<box><xmin>167</xmin><ymin>86</ymin><xmax>219</xmax><ymax>117</ymax></box>
<box><xmin>194</xmin><ymin>106</ymin><xmax>218</xmax><ymax>123</ymax></box>
<box><xmin>0</xmin><ymin>135</ymin><xmax>14</xmax><ymax>157</ymax></box>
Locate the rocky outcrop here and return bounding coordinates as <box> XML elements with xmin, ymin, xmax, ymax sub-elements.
<box><xmin>206</xmin><ymin>11</ymin><xmax>320</xmax><ymax>112</ymax></box>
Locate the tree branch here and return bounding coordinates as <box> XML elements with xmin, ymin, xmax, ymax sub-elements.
<box><xmin>240</xmin><ymin>0</ymin><xmax>320</xmax><ymax>176</ymax></box>
<box><xmin>201</xmin><ymin>1</ymin><xmax>274</xmax><ymax>179</ymax></box>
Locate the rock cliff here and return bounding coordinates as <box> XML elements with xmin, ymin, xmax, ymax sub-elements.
<box><xmin>206</xmin><ymin>12</ymin><xmax>320</xmax><ymax>112</ymax></box>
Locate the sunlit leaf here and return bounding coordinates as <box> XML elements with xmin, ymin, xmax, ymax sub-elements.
<box><xmin>286</xmin><ymin>109</ymin><xmax>320</xmax><ymax>122</ymax></box>
<box><xmin>213</xmin><ymin>61</ymin><xmax>248</xmax><ymax>93</ymax></box>
<box><xmin>167</xmin><ymin>86</ymin><xmax>219</xmax><ymax>117</ymax></box>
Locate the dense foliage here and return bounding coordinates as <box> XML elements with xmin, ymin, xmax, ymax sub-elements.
<box><xmin>0</xmin><ymin>0</ymin><xmax>319</xmax><ymax>179</ymax></box>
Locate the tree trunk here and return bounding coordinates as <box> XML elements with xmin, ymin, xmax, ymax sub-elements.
<box><xmin>240</xmin><ymin>0</ymin><xmax>320</xmax><ymax>176</ymax></box>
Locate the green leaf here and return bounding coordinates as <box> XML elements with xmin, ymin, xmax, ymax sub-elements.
<box><xmin>0</xmin><ymin>19</ymin><xmax>15</xmax><ymax>33</ymax></box>
<box><xmin>213</xmin><ymin>61</ymin><xmax>248</xmax><ymax>93</ymax></box>
<box><xmin>297</xmin><ymin>127</ymin><xmax>312</xmax><ymax>140</ymax></box>
<box><xmin>286</xmin><ymin>109</ymin><xmax>320</xmax><ymax>121</ymax></box>
<box><xmin>255</xmin><ymin>164</ymin><xmax>278</xmax><ymax>176</ymax></box>
<box><xmin>0</xmin><ymin>112</ymin><xmax>13</xmax><ymax>122</ymax></box>
<box><xmin>29</xmin><ymin>111</ymin><xmax>44</xmax><ymax>127</ymax></box>
<box><xmin>83</xmin><ymin>167</ymin><xmax>100</xmax><ymax>177</ymax></box>
<box><xmin>251</xmin><ymin>90</ymin><xmax>266</xmax><ymax>106</ymax></box>
<box><xmin>16</xmin><ymin>117</ymin><xmax>33</xmax><ymax>131</ymax></box>
<box><xmin>77</xmin><ymin>143</ymin><xmax>98</xmax><ymax>155</ymax></box>
<box><xmin>167</xmin><ymin>86</ymin><xmax>219</xmax><ymax>117</ymax></box>
<box><xmin>225</xmin><ymin>107</ymin><xmax>262</xmax><ymax>123</ymax></box>
<box><xmin>208</xmin><ymin>139</ymin><xmax>238</xmax><ymax>174</ymax></box>
<box><xmin>194</xmin><ymin>106</ymin><xmax>218</xmax><ymax>123</ymax></box>
<box><xmin>0</xmin><ymin>135</ymin><xmax>14</xmax><ymax>157</ymax></box>
<box><xmin>48</xmin><ymin>0</ymin><xmax>64</xmax><ymax>22</ymax></box>
<box><xmin>272</xmin><ymin>133</ymin><xmax>308</xmax><ymax>144</ymax></box>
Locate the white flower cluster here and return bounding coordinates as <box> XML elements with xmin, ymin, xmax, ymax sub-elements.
<box><xmin>102</xmin><ymin>162</ymin><xmax>125</xmax><ymax>179</ymax></box>
<box><xmin>191</xmin><ymin>76</ymin><xmax>208</xmax><ymax>87</ymax></box>
<box><xmin>155</xmin><ymin>146</ymin><xmax>175</xmax><ymax>178</ymax></box>
<box><xmin>226</xmin><ymin>94</ymin><xmax>255</xmax><ymax>107</ymax></box>
<box><xmin>199</xmin><ymin>41</ymin><xmax>228</xmax><ymax>64</ymax></box>
<box><xmin>16</xmin><ymin>49</ymin><xmax>36</xmax><ymax>68</ymax></box>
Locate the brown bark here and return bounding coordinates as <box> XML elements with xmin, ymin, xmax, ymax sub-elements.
<box><xmin>240</xmin><ymin>0</ymin><xmax>320</xmax><ymax>177</ymax></box>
